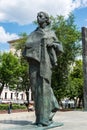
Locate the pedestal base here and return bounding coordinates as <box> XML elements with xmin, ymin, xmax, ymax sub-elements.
<box><xmin>7</xmin><ymin>122</ymin><xmax>63</xmax><ymax>130</ymax></box>
<box><xmin>44</xmin><ymin>122</ymin><xmax>64</xmax><ymax>129</ymax></box>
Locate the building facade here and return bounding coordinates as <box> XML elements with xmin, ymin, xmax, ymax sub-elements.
<box><xmin>0</xmin><ymin>86</ymin><xmax>32</xmax><ymax>103</ymax></box>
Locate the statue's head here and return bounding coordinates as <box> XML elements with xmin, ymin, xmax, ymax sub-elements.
<box><xmin>37</xmin><ymin>11</ymin><xmax>51</xmax><ymax>28</ymax></box>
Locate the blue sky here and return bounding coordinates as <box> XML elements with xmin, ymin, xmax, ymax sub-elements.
<box><xmin>73</xmin><ymin>7</ymin><xmax>87</xmax><ymax>29</ymax></box>
<box><xmin>0</xmin><ymin>0</ymin><xmax>87</xmax><ymax>52</ymax></box>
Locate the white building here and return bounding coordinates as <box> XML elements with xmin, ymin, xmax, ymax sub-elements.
<box><xmin>0</xmin><ymin>86</ymin><xmax>32</xmax><ymax>103</ymax></box>
<box><xmin>8</xmin><ymin>38</ymin><xmax>22</xmax><ymax>56</ymax></box>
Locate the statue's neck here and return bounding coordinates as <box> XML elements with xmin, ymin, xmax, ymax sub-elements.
<box><xmin>37</xmin><ymin>26</ymin><xmax>49</xmax><ymax>32</ymax></box>
<box><xmin>38</xmin><ymin>22</ymin><xmax>47</xmax><ymax>29</ymax></box>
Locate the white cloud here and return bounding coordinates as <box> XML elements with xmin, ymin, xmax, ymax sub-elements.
<box><xmin>0</xmin><ymin>0</ymin><xmax>87</xmax><ymax>25</ymax></box>
<box><xmin>71</xmin><ymin>0</ymin><xmax>87</xmax><ymax>9</ymax></box>
<box><xmin>0</xmin><ymin>26</ymin><xmax>19</xmax><ymax>43</ymax></box>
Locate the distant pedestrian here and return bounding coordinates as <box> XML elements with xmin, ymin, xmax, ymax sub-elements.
<box><xmin>8</xmin><ymin>102</ymin><xmax>12</xmax><ymax>114</ymax></box>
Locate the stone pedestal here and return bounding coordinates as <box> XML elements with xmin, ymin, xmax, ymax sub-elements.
<box><xmin>5</xmin><ymin>122</ymin><xmax>63</xmax><ymax>130</ymax></box>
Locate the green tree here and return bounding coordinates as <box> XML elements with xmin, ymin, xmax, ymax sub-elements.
<box><xmin>12</xmin><ymin>33</ymin><xmax>30</xmax><ymax>103</ymax></box>
<box><xmin>66</xmin><ymin>60</ymin><xmax>83</xmax><ymax>107</ymax></box>
<box><xmin>0</xmin><ymin>52</ymin><xmax>22</xmax><ymax>96</ymax></box>
<box><xmin>51</xmin><ymin>13</ymin><xmax>81</xmax><ymax>101</ymax></box>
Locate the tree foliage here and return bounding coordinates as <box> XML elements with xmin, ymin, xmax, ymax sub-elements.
<box><xmin>0</xmin><ymin>52</ymin><xmax>22</xmax><ymax>96</ymax></box>
<box><xmin>13</xmin><ymin>33</ymin><xmax>30</xmax><ymax>102</ymax></box>
<box><xmin>51</xmin><ymin>13</ymin><xmax>81</xmax><ymax>100</ymax></box>
<box><xmin>66</xmin><ymin>60</ymin><xmax>83</xmax><ymax>107</ymax></box>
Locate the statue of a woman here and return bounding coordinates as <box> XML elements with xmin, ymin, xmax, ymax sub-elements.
<box><xmin>23</xmin><ymin>11</ymin><xmax>63</xmax><ymax>126</ymax></box>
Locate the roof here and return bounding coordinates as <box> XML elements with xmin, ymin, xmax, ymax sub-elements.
<box><xmin>8</xmin><ymin>38</ymin><xmax>23</xmax><ymax>44</ymax></box>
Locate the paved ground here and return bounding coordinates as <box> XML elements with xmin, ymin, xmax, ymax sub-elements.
<box><xmin>0</xmin><ymin>110</ymin><xmax>87</xmax><ymax>130</ymax></box>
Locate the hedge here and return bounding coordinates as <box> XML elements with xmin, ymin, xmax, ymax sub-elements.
<box><xmin>0</xmin><ymin>103</ymin><xmax>26</xmax><ymax>110</ymax></box>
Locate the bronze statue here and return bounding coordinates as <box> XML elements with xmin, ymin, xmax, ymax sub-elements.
<box><xmin>23</xmin><ymin>11</ymin><xmax>63</xmax><ymax>127</ymax></box>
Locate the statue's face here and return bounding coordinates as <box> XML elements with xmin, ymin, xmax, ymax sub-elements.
<box><xmin>37</xmin><ymin>12</ymin><xmax>46</xmax><ymax>26</ymax></box>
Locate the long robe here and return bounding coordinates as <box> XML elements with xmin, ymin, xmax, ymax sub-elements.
<box><xmin>23</xmin><ymin>27</ymin><xmax>63</xmax><ymax>126</ymax></box>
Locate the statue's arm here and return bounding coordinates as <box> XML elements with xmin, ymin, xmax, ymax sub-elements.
<box><xmin>46</xmin><ymin>31</ymin><xmax>63</xmax><ymax>54</ymax></box>
<box><xmin>53</xmin><ymin>42</ymin><xmax>64</xmax><ymax>53</ymax></box>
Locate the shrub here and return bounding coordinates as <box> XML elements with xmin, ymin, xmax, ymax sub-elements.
<box><xmin>0</xmin><ymin>103</ymin><xmax>26</xmax><ymax>110</ymax></box>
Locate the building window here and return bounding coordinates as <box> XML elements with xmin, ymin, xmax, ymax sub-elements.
<box><xmin>11</xmin><ymin>93</ymin><xmax>13</xmax><ymax>99</ymax></box>
<box><xmin>17</xmin><ymin>93</ymin><xmax>19</xmax><ymax>98</ymax></box>
<box><xmin>5</xmin><ymin>92</ymin><xmax>7</xmax><ymax>99</ymax></box>
<box><xmin>21</xmin><ymin>94</ymin><xmax>23</xmax><ymax>100</ymax></box>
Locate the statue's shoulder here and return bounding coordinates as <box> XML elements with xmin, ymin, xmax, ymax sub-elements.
<box><xmin>44</xmin><ymin>28</ymin><xmax>57</xmax><ymax>40</ymax></box>
<box><xmin>28</xmin><ymin>29</ymin><xmax>37</xmax><ymax>37</ymax></box>
<box><xmin>30</xmin><ymin>28</ymin><xmax>45</xmax><ymax>36</ymax></box>
<box><xmin>26</xmin><ymin>28</ymin><xmax>44</xmax><ymax>43</ymax></box>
